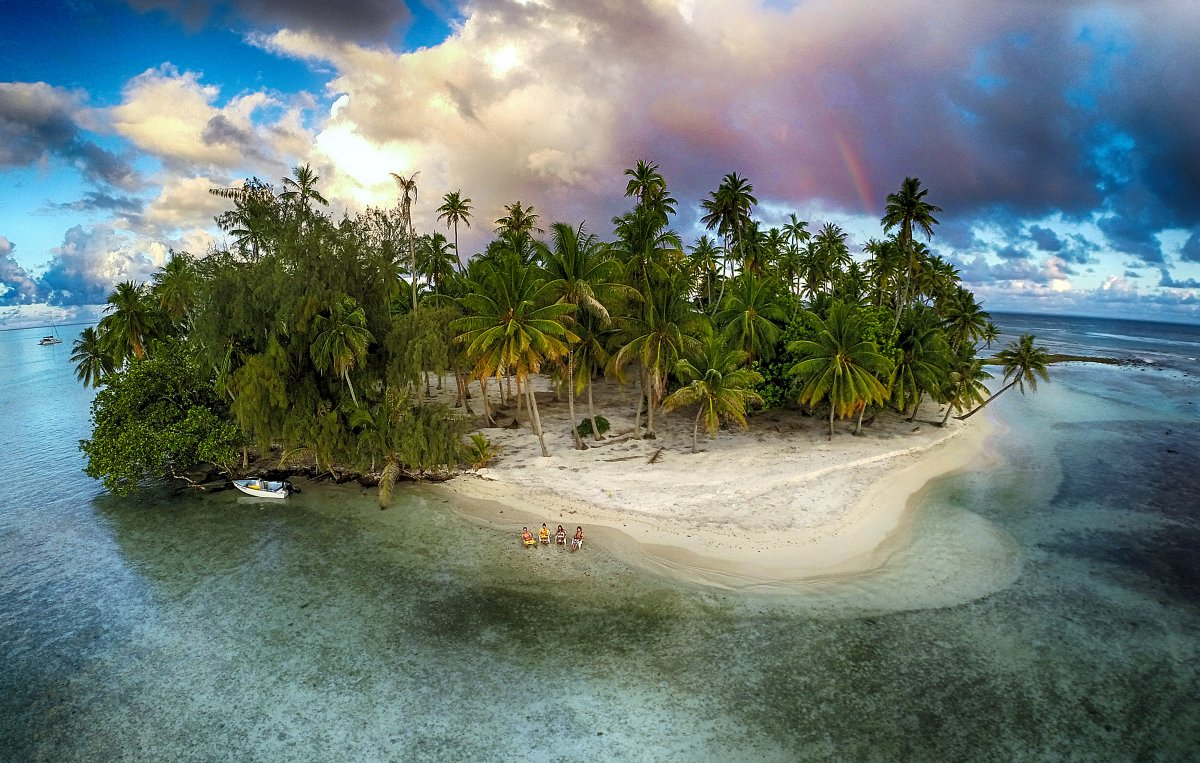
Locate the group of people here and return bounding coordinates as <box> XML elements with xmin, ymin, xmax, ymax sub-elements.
<box><xmin>521</xmin><ymin>523</ymin><xmax>584</xmax><ymax>551</ymax></box>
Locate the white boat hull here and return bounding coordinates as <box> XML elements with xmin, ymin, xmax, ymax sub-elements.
<box><xmin>233</xmin><ymin>479</ymin><xmax>289</xmax><ymax>498</ymax></box>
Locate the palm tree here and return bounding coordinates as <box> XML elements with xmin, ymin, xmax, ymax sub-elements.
<box><xmin>662</xmin><ymin>331</ymin><xmax>764</xmax><ymax>453</ymax></box>
<box><xmin>279</xmin><ymin>164</ymin><xmax>329</xmax><ymax>213</ymax></box>
<box><xmin>309</xmin><ymin>295</ymin><xmax>375</xmax><ymax>405</ymax></box>
<box><xmin>959</xmin><ymin>334</ymin><xmax>1050</xmax><ymax>420</ymax></box>
<box><xmin>940</xmin><ymin>357</ymin><xmax>992</xmax><ymax>426</ymax></box>
<box><xmin>99</xmin><ymin>280</ymin><xmax>159</xmax><ymax>364</ymax></box>
<box><xmin>700</xmin><ymin>172</ymin><xmax>757</xmax><ymax>279</ymax></box>
<box><xmin>941</xmin><ymin>286</ymin><xmax>989</xmax><ymax>353</ymax></box>
<box><xmin>714</xmin><ymin>271</ymin><xmax>786</xmax><ymax>362</ymax></box>
<box><xmin>612</xmin><ymin>269</ymin><xmax>701</xmax><ymax>439</ymax></box>
<box><xmin>687</xmin><ymin>235</ymin><xmax>722</xmax><ymax>308</ymax></box>
<box><xmin>537</xmin><ymin>221</ymin><xmax>627</xmax><ymax>449</ymax></box>
<box><xmin>151</xmin><ymin>250</ymin><xmax>198</xmax><ymax>335</ymax></box>
<box><xmin>453</xmin><ymin>257</ymin><xmax>576</xmax><ymax>456</ymax></box>
<box><xmin>436</xmin><ymin>190</ymin><xmax>473</xmax><ymax>272</ymax></box>
<box><xmin>390</xmin><ymin>171</ymin><xmax>420</xmax><ymax>311</ymax></box>
<box><xmin>350</xmin><ymin>387</ymin><xmax>408</xmax><ymax>508</ymax></box>
<box><xmin>71</xmin><ymin>326</ymin><xmax>116</xmax><ymax>387</ymax></box>
<box><xmin>494</xmin><ymin>201</ymin><xmax>543</xmax><ymax>248</ymax></box>
<box><xmin>788</xmin><ymin>302</ymin><xmax>893</xmax><ymax>439</ymax></box>
<box><xmin>881</xmin><ymin>177</ymin><xmax>941</xmax><ymax>328</ymax></box>
<box><xmin>888</xmin><ymin>313</ymin><xmax>950</xmax><ymax>421</ymax></box>
<box><xmin>980</xmin><ymin>320</ymin><xmax>1002</xmax><ymax>349</ymax></box>
<box><xmin>624</xmin><ymin>159</ymin><xmax>675</xmax><ymax>223</ymax></box>
<box><xmin>210</xmin><ymin>177</ymin><xmax>280</xmax><ymax>260</ymax></box>
<box><xmin>418</xmin><ymin>232</ymin><xmax>458</xmax><ymax>294</ymax></box>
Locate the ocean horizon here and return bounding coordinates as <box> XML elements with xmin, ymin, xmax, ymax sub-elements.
<box><xmin>1</xmin><ymin>312</ymin><xmax>1197</xmax><ymax>760</ymax></box>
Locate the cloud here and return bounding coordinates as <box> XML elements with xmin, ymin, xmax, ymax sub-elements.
<box><xmin>1159</xmin><ymin>268</ymin><xmax>1200</xmax><ymax>289</ymax></box>
<box><xmin>0</xmin><ymin>82</ymin><xmax>140</xmax><ymax>189</ymax></box>
<box><xmin>108</xmin><ymin>64</ymin><xmax>308</xmax><ymax>174</ymax></box>
<box><xmin>1027</xmin><ymin>225</ymin><xmax>1063</xmax><ymax>252</ymax></box>
<box><xmin>1180</xmin><ymin>230</ymin><xmax>1200</xmax><ymax>263</ymax></box>
<box><xmin>123</xmin><ymin>0</ymin><xmax>415</xmax><ymax>44</ymax></box>
<box><xmin>54</xmin><ymin>192</ymin><xmax>145</xmax><ymax>215</ymax></box>
<box><xmin>0</xmin><ymin>236</ymin><xmax>42</xmax><ymax>305</ymax></box>
<box><xmin>39</xmin><ymin>225</ymin><xmax>169</xmax><ymax>305</ymax></box>
<box><xmin>1124</xmin><ymin>270</ymin><xmax>1141</xmax><ymax>279</ymax></box>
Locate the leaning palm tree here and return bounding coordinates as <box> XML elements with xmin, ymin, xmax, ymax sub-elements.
<box><xmin>390</xmin><ymin>171</ymin><xmax>420</xmax><ymax>311</ymax></box>
<box><xmin>958</xmin><ymin>334</ymin><xmax>1050</xmax><ymax>420</ymax></box>
<box><xmin>940</xmin><ymin>357</ymin><xmax>992</xmax><ymax>426</ymax></box>
<box><xmin>788</xmin><ymin>302</ymin><xmax>893</xmax><ymax>439</ymax></box>
<box><xmin>662</xmin><ymin>332</ymin><xmax>763</xmax><ymax>453</ymax></box>
<box><xmin>71</xmin><ymin>326</ymin><xmax>116</xmax><ymax>387</ymax></box>
<box><xmin>436</xmin><ymin>190</ymin><xmax>473</xmax><ymax>272</ymax></box>
<box><xmin>350</xmin><ymin>387</ymin><xmax>408</xmax><ymax>508</ymax></box>
<box><xmin>309</xmin><ymin>295</ymin><xmax>375</xmax><ymax>405</ymax></box>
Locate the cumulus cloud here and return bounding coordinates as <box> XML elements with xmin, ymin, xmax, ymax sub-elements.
<box><xmin>0</xmin><ymin>82</ymin><xmax>140</xmax><ymax>189</ymax></box>
<box><xmin>0</xmin><ymin>236</ymin><xmax>42</xmax><ymax>305</ymax></box>
<box><xmin>123</xmin><ymin>0</ymin><xmax>415</xmax><ymax>44</ymax></box>
<box><xmin>1159</xmin><ymin>268</ymin><xmax>1200</xmax><ymax>289</ymax></box>
<box><xmin>39</xmin><ymin>225</ymin><xmax>169</xmax><ymax>305</ymax></box>
<box><xmin>108</xmin><ymin>64</ymin><xmax>310</xmax><ymax>174</ymax></box>
<box><xmin>1180</xmin><ymin>230</ymin><xmax>1200</xmax><ymax>263</ymax></box>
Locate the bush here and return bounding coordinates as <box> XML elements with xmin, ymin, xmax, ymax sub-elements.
<box><xmin>575</xmin><ymin>415</ymin><xmax>610</xmax><ymax>437</ymax></box>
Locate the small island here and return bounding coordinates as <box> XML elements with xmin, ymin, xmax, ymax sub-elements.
<box><xmin>75</xmin><ymin>163</ymin><xmax>1054</xmax><ymax>587</ymax></box>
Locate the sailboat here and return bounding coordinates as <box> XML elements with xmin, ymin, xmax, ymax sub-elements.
<box><xmin>38</xmin><ymin>325</ymin><xmax>63</xmax><ymax>345</ymax></box>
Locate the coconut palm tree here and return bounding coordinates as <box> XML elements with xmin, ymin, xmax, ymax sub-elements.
<box><xmin>99</xmin><ymin>280</ymin><xmax>159</xmax><ymax>364</ymax></box>
<box><xmin>436</xmin><ymin>190</ymin><xmax>473</xmax><ymax>272</ymax></box>
<box><xmin>310</xmin><ymin>295</ymin><xmax>375</xmax><ymax>405</ymax></box>
<box><xmin>390</xmin><ymin>171</ymin><xmax>420</xmax><ymax>311</ymax></box>
<box><xmin>940</xmin><ymin>357</ymin><xmax>992</xmax><ymax>426</ymax></box>
<box><xmin>980</xmin><ymin>320</ymin><xmax>1001</xmax><ymax>349</ymax></box>
<box><xmin>151</xmin><ymin>250</ymin><xmax>198</xmax><ymax>335</ymax></box>
<box><xmin>958</xmin><ymin>333</ymin><xmax>1050</xmax><ymax>420</ymax></box>
<box><xmin>687</xmin><ymin>234</ymin><xmax>722</xmax><ymax>308</ymax></box>
<box><xmin>279</xmin><ymin>164</ymin><xmax>329</xmax><ymax>214</ymax></box>
<box><xmin>71</xmin><ymin>326</ymin><xmax>116</xmax><ymax>387</ymax></box>
<box><xmin>453</xmin><ymin>256</ymin><xmax>576</xmax><ymax>456</ymax></box>
<box><xmin>417</xmin><ymin>232</ymin><xmax>459</xmax><ymax>295</ymax></box>
<box><xmin>881</xmin><ymin>176</ymin><xmax>941</xmax><ymax>328</ymax></box>
<box><xmin>662</xmin><ymin>331</ymin><xmax>764</xmax><ymax>453</ymax></box>
<box><xmin>537</xmin><ymin>221</ymin><xmax>628</xmax><ymax>449</ymax></box>
<box><xmin>350</xmin><ymin>387</ymin><xmax>408</xmax><ymax>508</ymax></box>
<box><xmin>941</xmin><ymin>286</ymin><xmax>990</xmax><ymax>353</ymax></box>
<box><xmin>714</xmin><ymin>271</ymin><xmax>786</xmax><ymax>362</ymax></box>
<box><xmin>494</xmin><ymin>201</ymin><xmax>543</xmax><ymax>248</ymax></box>
<box><xmin>700</xmin><ymin>172</ymin><xmax>757</xmax><ymax>275</ymax></box>
<box><xmin>888</xmin><ymin>312</ymin><xmax>951</xmax><ymax>421</ymax></box>
<box><xmin>624</xmin><ymin>159</ymin><xmax>675</xmax><ymax>222</ymax></box>
<box><xmin>788</xmin><ymin>302</ymin><xmax>893</xmax><ymax>439</ymax></box>
<box><xmin>210</xmin><ymin>177</ymin><xmax>280</xmax><ymax>260</ymax></box>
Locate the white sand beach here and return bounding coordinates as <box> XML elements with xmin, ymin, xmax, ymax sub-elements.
<box><xmin>434</xmin><ymin>375</ymin><xmax>995</xmax><ymax>590</ymax></box>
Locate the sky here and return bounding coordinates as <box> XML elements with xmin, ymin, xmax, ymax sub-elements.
<box><xmin>1</xmin><ymin>0</ymin><xmax>1199</xmax><ymax>328</ymax></box>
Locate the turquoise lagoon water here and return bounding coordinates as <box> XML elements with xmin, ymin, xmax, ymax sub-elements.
<box><xmin>1</xmin><ymin>315</ymin><xmax>1198</xmax><ymax>761</ymax></box>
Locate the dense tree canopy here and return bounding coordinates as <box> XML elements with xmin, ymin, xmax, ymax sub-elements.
<box><xmin>78</xmin><ymin>163</ymin><xmax>1047</xmax><ymax>500</ymax></box>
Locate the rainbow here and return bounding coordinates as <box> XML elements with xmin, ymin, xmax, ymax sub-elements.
<box><xmin>834</xmin><ymin>131</ymin><xmax>875</xmax><ymax>214</ymax></box>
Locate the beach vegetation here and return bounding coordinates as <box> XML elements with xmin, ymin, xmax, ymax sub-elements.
<box><xmin>77</xmin><ymin>162</ymin><xmax>1050</xmax><ymax>499</ymax></box>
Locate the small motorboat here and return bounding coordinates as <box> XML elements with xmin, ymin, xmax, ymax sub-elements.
<box><xmin>38</xmin><ymin>335</ymin><xmax>62</xmax><ymax>345</ymax></box>
<box><xmin>232</xmin><ymin>478</ymin><xmax>290</xmax><ymax>498</ymax></box>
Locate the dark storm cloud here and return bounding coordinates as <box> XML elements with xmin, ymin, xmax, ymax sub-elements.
<box><xmin>1159</xmin><ymin>269</ymin><xmax>1200</xmax><ymax>289</ymax></box>
<box><xmin>995</xmin><ymin>245</ymin><xmax>1028</xmax><ymax>261</ymax></box>
<box><xmin>201</xmin><ymin>115</ymin><xmax>252</xmax><ymax>147</ymax></box>
<box><xmin>0</xmin><ymin>82</ymin><xmax>140</xmax><ymax>189</ymax></box>
<box><xmin>124</xmin><ymin>0</ymin><xmax>414</xmax><ymax>44</ymax></box>
<box><xmin>1028</xmin><ymin>225</ymin><xmax>1063</xmax><ymax>252</ymax></box>
<box><xmin>55</xmin><ymin>192</ymin><xmax>145</xmax><ymax>215</ymax></box>
<box><xmin>0</xmin><ymin>237</ymin><xmax>42</xmax><ymax>305</ymax></box>
<box><xmin>1180</xmin><ymin>231</ymin><xmax>1200</xmax><ymax>263</ymax></box>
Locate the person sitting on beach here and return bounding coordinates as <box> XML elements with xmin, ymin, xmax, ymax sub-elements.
<box><xmin>538</xmin><ymin>523</ymin><xmax>551</xmax><ymax>544</ymax></box>
<box><xmin>520</xmin><ymin>527</ymin><xmax>536</xmax><ymax>547</ymax></box>
<box><xmin>555</xmin><ymin>525</ymin><xmax>566</xmax><ymax>545</ymax></box>
<box><xmin>572</xmin><ymin>526</ymin><xmax>585</xmax><ymax>551</ymax></box>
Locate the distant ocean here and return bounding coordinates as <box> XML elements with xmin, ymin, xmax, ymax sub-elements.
<box><xmin>1</xmin><ymin>313</ymin><xmax>1197</xmax><ymax>761</ymax></box>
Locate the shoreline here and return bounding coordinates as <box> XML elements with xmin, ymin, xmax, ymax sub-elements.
<box><xmin>432</xmin><ymin>376</ymin><xmax>996</xmax><ymax>592</ymax></box>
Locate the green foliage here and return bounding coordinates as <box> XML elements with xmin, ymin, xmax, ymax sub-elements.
<box><xmin>461</xmin><ymin>433</ymin><xmax>500</xmax><ymax>469</ymax></box>
<box><xmin>575</xmin><ymin>415</ymin><xmax>611</xmax><ymax>438</ymax></box>
<box><xmin>81</xmin><ymin>341</ymin><xmax>240</xmax><ymax>496</ymax></box>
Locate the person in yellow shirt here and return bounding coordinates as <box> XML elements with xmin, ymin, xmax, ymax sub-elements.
<box><xmin>538</xmin><ymin>523</ymin><xmax>551</xmax><ymax>544</ymax></box>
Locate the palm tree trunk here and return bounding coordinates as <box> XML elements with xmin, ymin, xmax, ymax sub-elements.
<box><xmin>480</xmin><ymin>377</ymin><xmax>495</xmax><ymax>426</ymax></box>
<box><xmin>345</xmin><ymin>370</ymin><xmax>358</xmax><ymax>405</ymax></box>
<box><xmin>632</xmin><ymin>375</ymin><xmax>644</xmax><ymax>440</ymax></box>
<box><xmin>907</xmin><ymin>392</ymin><xmax>922</xmax><ymax>422</ymax></box>
<box><xmin>587</xmin><ymin>377</ymin><xmax>603</xmax><ymax>441</ymax></box>
<box><xmin>827</xmin><ymin>403</ymin><xmax>835</xmax><ymax>440</ymax></box>
<box><xmin>526</xmin><ymin>378</ymin><xmax>550</xmax><ymax>457</ymax></box>
<box><xmin>645</xmin><ymin>373</ymin><xmax>657</xmax><ymax>439</ymax></box>
<box><xmin>940</xmin><ymin>400</ymin><xmax>955</xmax><ymax>427</ymax></box>
<box><xmin>692</xmin><ymin>407</ymin><xmax>702</xmax><ymax>453</ymax></box>
<box><xmin>957</xmin><ymin>379</ymin><xmax>1019</xmax><ymax>420</ymax></box>
<box><xmin>854</xmin><ymin>403</ymin><xmax>867</xmax><ymax>435</ymax></box>
<box><xmin>567</xmin><ymin>349</ymin><xmax>583</xmax><ymax>450</ymax></box>
<box><xmin>409</xmin><ymin>222</ymin><xmax>418</xmax><ymax>312</ymax></box>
